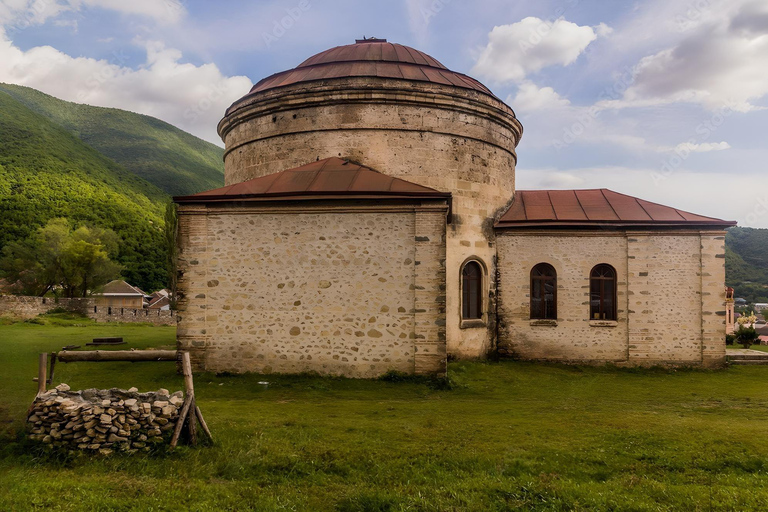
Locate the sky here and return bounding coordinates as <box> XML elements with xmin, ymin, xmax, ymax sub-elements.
<box><xmin>0</xmin><ymin>0</ymin><xmax>767</xmax><ymax>227</ymax></box>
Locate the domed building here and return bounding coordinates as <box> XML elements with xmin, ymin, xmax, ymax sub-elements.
<box><xmin>174</xmin><ymin>38</ymin><xmax>736</xmax><ymax>377</ymax></box>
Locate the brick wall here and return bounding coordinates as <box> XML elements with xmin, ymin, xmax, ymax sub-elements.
<box><xmin>496</xmin><ymin>229</ymin><xmax>728</xmax><ymax>367</ymax></box>
<box><xmin>176</xmin><ymin>201</ymin><xmax>448</xmax><ymax>377</ymax></box>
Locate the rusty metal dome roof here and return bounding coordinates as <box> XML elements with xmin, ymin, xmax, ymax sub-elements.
<box><xmin>244</xmin><ymin>39</ymin><xmax>495</xmax><ymax>98</ymax></box>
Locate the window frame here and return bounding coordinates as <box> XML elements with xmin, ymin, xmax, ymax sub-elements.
<box><xmin>590</xmin><ymin>264</ymin><xmax>617</xmax><ymax>321</ymax></box>
<box><xmin>530</xmin><ymin>263</ymin><xmax>557</xmax><ymax>320</ymax></box>
<box><xmin>459</xmin><ymin>258</ymin><xmax>487</xmax><ymax>328</ymax></box>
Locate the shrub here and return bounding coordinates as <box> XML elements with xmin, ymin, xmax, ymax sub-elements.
<box><xmin>736</xmin><ymin>324</ymin><xmax>760</xmax><ymax>350</ymax></box>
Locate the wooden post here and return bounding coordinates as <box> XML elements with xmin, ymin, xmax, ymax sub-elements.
<box><xmin>47</xmin><ymin>352</ymin><xmax>57</xmax><ymax>385</ymax></box>
<box><xmin>57</xmin><ymin>350</ymin><xmax>177</xmax><ymax>362</ymax></box>
<box><xmin>188</xmin><ymin>398</ymin><xmax>198</xmax><ymax>446</ymax></box>
<box><xmin>37</xmin><ymin>353</ymin><xmax>48</xmax><ymax>396</ymax></box>
<box><xmin>195</xmin><ymin>406</ymin><xmax>213</xmax><ymax>443</ymax></box>
<box><xmin>181</xmin><ymin>352</ymin><xmax>197</xmax><ymax>446</ymax></box>
<box><xmin>170</xmin><ymin>396</ymin><xmax>193</xmax><ymax>449</ymax></box>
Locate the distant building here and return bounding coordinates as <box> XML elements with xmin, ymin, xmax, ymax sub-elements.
<box><xmin>148</xmin><ymin>295</ymin><xmax>171</xmax><ymax>310</ymax></box>
<box><xmin>95</xmin><ymin>280</ymin><xmax>146</xmax><ymax>309</ymax></box>
<box><xmin>726</xmin><ymin>287</ymin><xmax>735</xmax><ymax>335</ymax></box>
<box><xmin>754</xmin><ymin>303</ymin><xmax>768</xmax><ymax>312</ymax></box>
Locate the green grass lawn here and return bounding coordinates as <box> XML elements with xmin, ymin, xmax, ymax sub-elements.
<box><xmin>2</xmin><ymin>316</ymin><xmax>768</xmax><ymax>511</ymax></box>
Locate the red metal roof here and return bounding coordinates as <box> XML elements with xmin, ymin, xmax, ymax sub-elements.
<box><xmin>231</xmin><ymin>39</ymin><xmax>495</xmax><ymax>111</ymax></box>
<box><xmin>495</xmin><ymin>189</ymin><xmax>736</xmax><ymax>229</ymax></box>
<box><xmin>174</xmin><ymin>157</ymin><xmax>452</xmax><ymax>205</ymax></box>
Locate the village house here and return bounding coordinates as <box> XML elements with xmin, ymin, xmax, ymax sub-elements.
<box><xmin>174</xmin><ymin>39</ymin><xmax>736</xmax><ymax>377</ymax></box>
<box><xmin>95</xmin><ymin>280</ymin><xmax>147</xmax><ymax>309</ymax></box>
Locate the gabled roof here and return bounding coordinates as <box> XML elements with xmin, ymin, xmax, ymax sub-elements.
<box><xmin>98</xmin><ymin>280</ymin><xmax>146</xmax><ymax>296</ymax></box>
<box><xmin>495</xmin><ymin>189</ymin><xmax>736</xmax><ymax>229</ymax></box>
<box><xmin>174</xmin><ymin>157</ymin><xmax>452</xmax><ymax>205</ymax></box>
<box><xmin>148</xmin><ymin>295</ymin><xmax>170</xmax><ymax>309</ymax></box>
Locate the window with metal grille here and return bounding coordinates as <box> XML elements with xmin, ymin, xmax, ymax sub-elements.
<box><xmin>462</xmin><ymin>261</ymin><xmax>483</xmax><ymax>320</ymax></box>
<box><xmin>530</xmin><ymin>263</ymin><xmax>557</xmax><ymax>320</ymax></box>
<box><xmin>590</xmin><ymin>264</ymin><xmax>617</xmax><ymax>321</ymax></box>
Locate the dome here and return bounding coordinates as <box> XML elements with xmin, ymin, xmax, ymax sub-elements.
<box><xmin>244</xmin><ymin>38</ymin><xmax>495</xmax><ymax>98</ymax></box>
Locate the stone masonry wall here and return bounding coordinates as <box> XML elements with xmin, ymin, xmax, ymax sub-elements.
<box><xmin>177</xmin><ymin>201</ymin><xmax>448</xmax><ymax>377</ymax></box>
<box><xmin>219</xmin><ymin>78</ymin><xmax>523</xmax><ymax>361</ymax></box>
<box><xmin>27</xmin><ymin>384</ymin><xmax>183</xmax><ymax>455</ymax></box>
<box><xmin>496</xmin><ymin>230</ymin><xmax>728</xmax><ymax>367</ymax></box>
<box><xmin>0</xmin><ymin>295</ymin><xmax>175</xmax><ymax>325</ymax></box>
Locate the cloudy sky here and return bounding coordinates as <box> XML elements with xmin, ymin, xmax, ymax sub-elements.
<box><xmin>1</xmin><ymin>0</ymin><xmax>767</xmax><ymax>226</ymax></box>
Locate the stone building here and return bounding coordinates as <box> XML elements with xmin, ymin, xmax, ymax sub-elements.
<box><xmin>175</xmin><ymin>38</ymin><xmax>736</xmax><ymax>377</ymax></box>
<box><xmin>95</xmin><ymin>280</ymin><xmax>146</xmax><ymax>309</ymax></box>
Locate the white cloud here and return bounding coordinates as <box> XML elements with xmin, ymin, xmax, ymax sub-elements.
<box><xmin>600</xmin><ymin>0</ymin><xmax>768</xmax><ymax>112</ymax></box>
<box><xmin>472</xmin><ymin>17</ymin><xmax>604</xmax><ymax>83</ymax></box>
<box><xmin>673</xmin><ymin>141</ymin><xmax>731</xmax><ymax>153</ymax></box>
<box><xmin>0</xmin><ymin>33</ymin><xmax>252</xmax><ymax>144</ymax></box>
<box><xmin>0</xmin><ymin>0</ymin><xmax>69</xmax><ymax>28</ymax></box>
<box><xmin>0</xmin><ymin>0</ymin><xmax>186</xmax><ymax>29</ymax></box>
<box><xmin>508</xmin><ymin>81</ymin><xmax>570</xmax><ymax>112</ymax></box>
<box><xmin>595</xmin><ymin>22</ymin><xmax>613</xmax><ymax>37</ymax></box>
<box><xmin>72</xmin><ymin>0</ymin><xmax>187</xmax><ymax>24</ymax></box>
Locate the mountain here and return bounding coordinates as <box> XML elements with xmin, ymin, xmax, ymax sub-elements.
<box><xmin>726</xmin><ymin>227</ymin><xmax>768</xmax><ymax>304</ymax></box>
<box><xmin>0</xmin><ymin>89</ymin><xmax>170</xmax><ymax>291</ymax></box>
<box><xmin>0</xmin><ymin>83</ymin><xmax>224</xmax><ymax>197</ymax></box>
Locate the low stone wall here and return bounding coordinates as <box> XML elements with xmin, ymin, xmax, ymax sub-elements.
<box><xmin>27</xmin><ymin>384</ymin><xmax>183</xmax><ymax>454</ymax></box>
<box><xmin>0</xmin><ymin>295</ymin><xmax>176</xmax><ymax>325</ymax></box>
<box><xmin>93</xmin><ymin>307</ymin><xmax>176</xmax><ymax>326</ymax></box>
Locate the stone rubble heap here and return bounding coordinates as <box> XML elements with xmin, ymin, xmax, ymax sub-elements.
<box><xmin>27</xmin><ymin>384</ymin><xmax>183</xmax><ymax>455</ymax></box>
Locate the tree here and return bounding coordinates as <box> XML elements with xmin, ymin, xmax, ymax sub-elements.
<box><xmin>0</xmin><ymin>218</ymin><xmax>122</xmax><ymax>297</ymax></box>
<box><xmin>164</xmin><ymin>202</ymin><xmax>179</xmax><ymax>309</ymax></box>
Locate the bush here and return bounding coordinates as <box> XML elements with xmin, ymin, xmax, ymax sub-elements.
<box><xmin>726</xmin><ymin>334</ymin><xmax>736</xmax><ymax>345</ymax></box>
<box><xmin>736</xmin><ymin>324</ymin><xmax>760</xmax><ymax>350</ymax></box>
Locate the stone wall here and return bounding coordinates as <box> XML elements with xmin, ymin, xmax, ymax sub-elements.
<box><xmin>219</xmin><ymin>78</ymin><xmax>523</xmax><ymax>361</ymax></box>
<box><xmin>176</xmin><ymin>200</ymin><xmax>448</xmax><ymax>377</ymax></box>
<box><xmin>27</xmin><ymin>384</ymin><xmax>183</xmax><ymax>455</ymax></box>
<box><xmin>496</xmin><ymin>229</ymin><xmax>728</xmax><ymax>367</ymax></box>
<box><xmin>0</xmin><ymin>295</ymin><xmax>176</xmax><ymax>325</ymax></box>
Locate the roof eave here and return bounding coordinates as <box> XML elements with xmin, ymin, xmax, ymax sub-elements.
<box><xmin>494</xmin><ymin>220</ymin><xmax>738</xmax><ymax>230</ymax></box>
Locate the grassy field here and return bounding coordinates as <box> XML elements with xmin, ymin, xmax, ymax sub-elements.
<box><xmin>2</xmin><ymin>316</ymin><xmax>768</xmax><ymax>510</ymax></box>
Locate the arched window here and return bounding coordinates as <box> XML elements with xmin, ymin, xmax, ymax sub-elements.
<box><xmin>462</xmin><ymin>261</ymin><xmax>483</xmax><ymax>320</ymax></box>
<box><xmin>531</xmin><ymin>263</ymin><xmax>557</xmax><ymax>319</ymax></box>
<box><xmin>590</xmin><ymin>264</ymin><xmax>617</xmax><ymax>321</ymax></box>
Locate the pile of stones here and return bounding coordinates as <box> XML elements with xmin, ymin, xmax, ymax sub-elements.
<box><xmin>27</xmin><ymin>384</ymin><xmax>183</xmax><ymax>455</ymax></box>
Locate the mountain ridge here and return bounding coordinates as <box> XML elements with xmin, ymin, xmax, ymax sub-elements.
<box><xmin>0</xmin><ymin>83</ymin><xmax>224</xmax><ymax>197</ymax></box>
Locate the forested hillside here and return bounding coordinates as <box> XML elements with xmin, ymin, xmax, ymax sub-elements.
<box><xmin>726</xmin><ymin>227</ymin><xmax>768</xmax><ymax>304</ymax></box>
<box><xmin>0</xmin><ymin>83</ymin><xmax>224</xmax><ymax>196</ymax></box>
<box><xmin>0</xmin><ymin>90</ymin><xmax>168</xmax><ymax>291</ymax></box>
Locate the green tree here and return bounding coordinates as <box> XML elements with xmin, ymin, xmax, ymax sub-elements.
<box><xmin>164</xmin><ymin>202</ymin><xmax>179</xmax><ymax>309</ymax></box>
<box><xmin>0</xmin><ymin>218</ymin><xmax>121</xmax><ymax>297</ymax></box>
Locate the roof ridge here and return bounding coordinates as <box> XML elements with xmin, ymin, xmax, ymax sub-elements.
<box><xmin>546</xmin><ymin>191</ymin><xmax>558</xmax><ymax>220</ymax></box>
<box><xmin>599</xmin><ymin>189</ymin><xmax>621</xmax><ymax>221</ymax></box>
